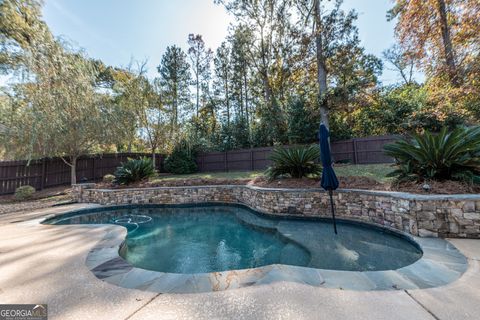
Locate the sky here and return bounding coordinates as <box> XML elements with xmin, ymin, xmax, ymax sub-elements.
<box><xmin>4</xmin><ymin>0</ymin><xmax>417</xmax><ymax>85</ymax></box>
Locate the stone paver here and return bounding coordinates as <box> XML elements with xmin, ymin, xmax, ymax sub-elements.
<box><xmin>406</xmin><ymin>239</ymin><xmax>480</xmax><ymax>320</ymax></box>
<box><xmin>447</xmin><ymin>238</ymin><xmax>480</xmax><ymax>260</ymax></box>
<box><xmin>0</xmin><ymin>204</ymin><xmax>478</xmax><ymax>319</ymax></box>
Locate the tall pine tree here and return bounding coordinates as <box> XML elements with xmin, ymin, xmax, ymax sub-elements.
<box><xmin>157</xmin><ymin>45</ymin><xmax>191</xmax><ymax>136</ymax></box>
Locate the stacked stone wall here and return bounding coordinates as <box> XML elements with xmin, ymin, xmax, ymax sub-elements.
<box><xmin>72</xmin><ymin>184</ymin><xmax>480</xmax><ymax>238</ymax></box>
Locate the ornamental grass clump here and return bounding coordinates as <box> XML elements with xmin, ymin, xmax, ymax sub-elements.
<box><xmin>14</xmin><ymin>185</ymin><xmax>36</xmax><ymax>200</ymax></box>
<box><xmin>384</xmin><ymin>126</ymin><xmax>480</xmax><ymax>184</ymax></box>
<box><xmin>114</xmin><ymin>157</ymin><xmax>156</xmax><ymax>185</ymax></box>
<box><xmin>102</xmin><ymin>174</ymin><xmax>115</xmax><ymax>183</ymax></box>
<box><xmin>265</xmin><ymin>145</ymin><xmax>322</xmax><ymax>180</ymax></box>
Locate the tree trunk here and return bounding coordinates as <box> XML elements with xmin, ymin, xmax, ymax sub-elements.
<box><xmin>225</xmin><ymin>75</ymin><xmax>231</xmax><ymax>148</ymax></box>
<box><xmin>399</xmin><ymin>68</ymin><xmax>409</xmax><ymax>85</ymax></box>
<box><xmin>225</xmin><ymin>74</ymin><xmax>230</xmax><ymax>127</ymax></box>
<box><xmin>151</xmin><ymin>149</ymin><xmax>156</xmax><ymax>170</ymax></box>
<box><xmin>436</xmin><ymin>0</ymin><xmax>457</xmax><ymax>85</ymax></box>
<box><xmin>196</xmin><ymin>73</ymin><xmax>200</xmax><ymax>117</ymax></box>
<box><xmin>173</xmin><ymin>99</ymin><xmax>178</xmax><ymax>133</ymax></box>
<box><xmin>70</xmin><ymin>156</ymin><xmax>77</xmax><ymax>185</ymax></box>
<box><xmin>262</xmin><ymin>72</ymin><xmax>274</xmax><ymax>110</ymax></box>
<box><xmin>259</xmin><ymin>28</ymin><xmax>274</xmax><ymax>114</ymax></box>
<box><xmin>172</xmin><ymin>83</ymin><xmax>178</xmax><ymax>134</ymax></box>
<box><xmin>244</xmin><ymin>70</ymin><xmax>250</xmax><ymax>144</ymax></box>
<box><xmin>315</xmin><ymin>0</ymin><xmax>329</xmax><ymax>128</ymax></box>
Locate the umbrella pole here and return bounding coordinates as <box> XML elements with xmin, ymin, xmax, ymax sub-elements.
<box><xmin>328</xmin><ymin>189</ymin><xmax>338</xmax><ymax>234</ymax></box>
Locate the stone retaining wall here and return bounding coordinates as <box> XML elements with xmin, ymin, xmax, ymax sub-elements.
<box><xmin>73</xmin><ymin>184</ymin><xmax>480</xmax><ymax>238</ymax></box>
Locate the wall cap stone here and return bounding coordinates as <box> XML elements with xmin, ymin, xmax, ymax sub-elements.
<box><xmin>76</xmin><ymin>183</ymin><xmax>480</xmax><ymax>201</ymax></box>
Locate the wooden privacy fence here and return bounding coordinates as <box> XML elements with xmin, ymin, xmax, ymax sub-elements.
<box><xmin>0</xmin><ymin>153</ymin><xmax>163</xmax><ymax>195</ymax></box>
<box><xmin>0</xmin><ymin>135</ymin><xmax>398</xmax><ymax>195</ymax></box>
<box><xmin>196</xmin><ymin>135</ymin><xmax>398</xmax><ymax>172</ymax></box>
<box><xmin>329</xmin><ymin>135</ymin><xmax>399</xmax><ymax>165</ymax></box>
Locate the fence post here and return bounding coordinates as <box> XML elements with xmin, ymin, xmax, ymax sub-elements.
<box><xmin>160</xmin><ymin>153</ymin><xmax>163</xmax><ymax>172</ymax></box>
<box><xmin>250</xmin><ymin>149</ymin><xmax>254</xmax><ymax>171</ymax></box>
<box><xmin>224</xmin><ymin>151</ymin><xmax>228</xmax><ymax>172</ymax></box>
<box><xmin>40</xmin><ymin>158</ymin><xmax>46</xmax><ymax>190</ymax></box>
<box><xmin>352</xmin><ymin>139</ymin><xmax>358</xmax><ymax>164</ymax></box>
<box><xmin>92</xmin><ymin>156</ymin><xmax>96</xmax><ymax>181</ymax></box>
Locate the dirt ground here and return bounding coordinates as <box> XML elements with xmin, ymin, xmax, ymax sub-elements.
<box><xmin>390</xmin><ymin>179</ymin><xmax>480</xmax><ymax>195</ymax></box>
<box><xmin>96</xmin><ymin>176</ymin><xmax>480</xmax><ymax>195</ymax></box>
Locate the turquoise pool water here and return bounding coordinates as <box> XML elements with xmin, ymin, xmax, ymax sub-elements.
<box><xmin>46</xmin><ymin>204</ymin><xmax>422</xmax><ymax>273</ymax></box>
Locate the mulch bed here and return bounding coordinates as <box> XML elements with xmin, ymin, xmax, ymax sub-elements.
<box><xmin>96</xmin><ymin>175</ymin><xmax>480</xmax><ymax>195</ymax></box>
<box><xmin>0</xmin><ymin>186</ymin><xmax>73</xmax><ymax>215</ymax></box>
<box><xmin>253</xmin><ymin>177</ymin><xmax>480</xmax><ymax>194</ymax></box>
<box><xmin>391</xmin><ymin>180</ymin><xmax>480</xmax><ymax>195</ymax></box>
<box><xmin>96</xmin><ymin>178</ymin><xmax>252</xmax><ymax>189</ymax></box>
<box><xmin>0</xmin><ymin>186</ymin><xmax>71</xmax><ymax>204</ymax></box>
<box><xmin>247</xmin><ymin>176</ymin><xmax>385</xmax><ymax>190</ymax></box>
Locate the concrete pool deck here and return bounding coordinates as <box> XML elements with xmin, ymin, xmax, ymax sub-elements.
<box><xmin>1</xmin><ymin>204</ymin><xmax>480</xmax><ymax>319</ymax></box>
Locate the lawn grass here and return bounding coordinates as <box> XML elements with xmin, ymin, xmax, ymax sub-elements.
<box><xmin>150</xmin><ymin>170</ymin><xmax>263</xmax><ymax>183</ymax></box>
<box><xmin>152</xmin><ymin>163</ymin><xmax>394</xmax><ymax>183</ymax></box>
<box><xmin>334</xmin><ymin>163</ymin><xmax>394</xmax><ymax>183</ymax></box>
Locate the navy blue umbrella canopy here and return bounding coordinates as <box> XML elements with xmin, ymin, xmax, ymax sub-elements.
<box><xmin>319</xmin><ymin>124</ymin><xmax>339</xmax><ymax>191</ymax></box>
<box><xmin>319</xmin><ymin>123</ymin><xmax>339</xmax><ymax>234</ymax></box>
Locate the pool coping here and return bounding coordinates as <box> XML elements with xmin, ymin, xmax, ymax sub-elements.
<box><xmin>40</xmin><ymin>203</ymin><xmax>469</xmax><ymax>293</ymax></box>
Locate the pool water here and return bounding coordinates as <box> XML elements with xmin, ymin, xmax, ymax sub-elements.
<box><xmin>46</xmin><ymin>205</ymin><xmax>422</xmax><ymax>273</ymax></box>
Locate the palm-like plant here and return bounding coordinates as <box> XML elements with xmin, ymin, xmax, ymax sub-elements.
<box><xmin>384</xmin><ymin>126</ymin><xmax>480</xmax><ymax>183</ymax></box>
<box><xmin>114</xmin><ymin>157</ymin><xmax>156</xmax><ymax>185</ymax></box>
<box><xmin>265</xmin><ymin>145</ymin><xmax>322</xmax><ymax>180</ymax></box>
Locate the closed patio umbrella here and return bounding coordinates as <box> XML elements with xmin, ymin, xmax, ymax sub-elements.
<box><xmin>319</xmin><ymin>123</ymin><xmax>339</xmax><ymax>234</ymax></box>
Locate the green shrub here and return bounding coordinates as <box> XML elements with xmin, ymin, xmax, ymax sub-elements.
<box><xmin>384</xmin><ymin>126</ymin><xmax>480</xmax><ymax>184</ymax></box>
<box><xmin>103</xmin><ymin>174</ymin><xmax>115</xmax><ymax>183</ymax></box>
<box><xmin>265</xmin><ymin>145</ymin><xmax>322</xmax><ymax>180</ymax></box>
<box><xmin>329</xmin><ymin>112</ymin><xmax>354</xmax><ymax>141</ymax></box>
<box><xmin>286</xmin><ymin>97</ymin><xmax>317</xmax><ymax>144</ymax></box>
<box><xmin>14</xmin><ymin>185</ymin><xmax>36</xmax><ymax>200</ymax></box>
<box><xmin>114</xmin><ymin>157</ymin><xmax>156</xmax><ymax>185</ymax></box>
<box><xmin>164</xmin><ymin>140</ymin><xmax>197</xmax><ymax>174</ymax></box>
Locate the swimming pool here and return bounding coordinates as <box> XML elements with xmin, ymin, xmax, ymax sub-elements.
<box><xmin>45</xmin><ymin>204</ymin><xmax>422</xmax><ymax>273</ymax></box>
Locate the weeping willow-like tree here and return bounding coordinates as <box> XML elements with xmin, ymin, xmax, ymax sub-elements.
<box><xmin>0</xmin><ymin>0</ymin><xmax>122</xmax><ymax>184</ymax></box>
